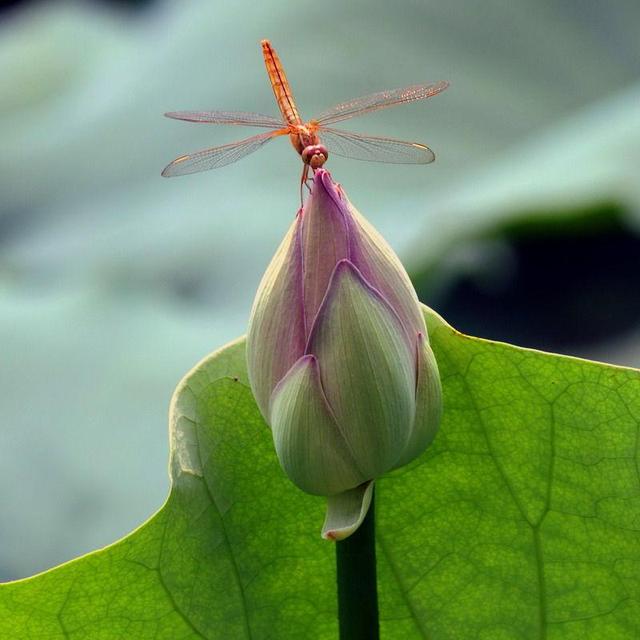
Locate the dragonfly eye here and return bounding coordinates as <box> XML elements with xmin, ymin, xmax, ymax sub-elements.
<box><xmin>302</xmin><ymin>144</ymin><xmax>329</xmax><ymax>169</ymax></box>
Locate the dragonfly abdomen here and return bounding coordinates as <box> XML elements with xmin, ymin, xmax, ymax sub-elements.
<box><xmin>261</xmin><ymin>40</ymin><xmax>301</xmax><ymax>125</ymax></box>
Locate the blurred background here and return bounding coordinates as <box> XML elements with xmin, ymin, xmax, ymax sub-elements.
<box><xmin>1</xmin><ymin>0</ymin><xmax>639</xmax><ymax>581</ymax></box>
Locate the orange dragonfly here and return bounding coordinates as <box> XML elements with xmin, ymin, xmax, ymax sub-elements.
<box><xmin>162</xmin><ymin>40</ymin><xmax>448</xmax><ymax>189</ymax></box>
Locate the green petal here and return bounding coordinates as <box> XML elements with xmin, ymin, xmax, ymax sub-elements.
<box><xmin>345</xmin><ymin>199</ymin><xmax>427</xmax><ymax>341</ymax></box>
<box><xmin>322</xmin><ymin>480</ymin><xmax>374</xmax><ymax>541</ymax></box>
<box><xmin>394</xmin><ymin>332</ymin><xmax>443</xmax><ymax>469</ymax></box>
<box><xmin>246</xmin><ymin>221</ymin><xmax>306</xmax><ymax>421</ymax></box>
<box><xmin>307</xmin><ymin>260</ymin><xmax>415</xmax><ymax>479</ymax></box>
<box><xmin>269</xmin><ymin>355</ymin><xmax>366</xmax><ymax>496</ymax></box>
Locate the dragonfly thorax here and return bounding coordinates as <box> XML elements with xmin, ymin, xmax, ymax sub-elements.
<box><xmin>289</xmin><ymin>125</ymin><xmax>319</xmax><ymax>155</ymax></box>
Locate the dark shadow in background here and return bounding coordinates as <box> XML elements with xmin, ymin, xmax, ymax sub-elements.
<box><xmin>413</xmin><ymin>205</ymin><xmax>640</xmax><ymax>358</ymax></box>
<box><xmin>0</xmin><ymin>0</ymin><xmax>154</xmax><ymax>16</ymax></box>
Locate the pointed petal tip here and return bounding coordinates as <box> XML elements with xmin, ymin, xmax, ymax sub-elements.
<box><xmin>326</xmin><ymin>258</ymin><xmax>403</xmax><ymax>321</ymax></box>
<box><xmin>322</xmin><ymin>530</ymin><xmax>339</xmax><ymax>542</ymax></box>
<box><xmin>269</xmin><ymin>353</ymin><xmax>317</xmax><ymax>410</ymax></box>
<box><xmin>331</xmin><ymin>257</ymin><xmax>377</xmax><ymax>289</ymax></box>
<box><xmin>311</xmin><ymin>168</ymin><xmax>343</xmax><ymax>208</ymax></box>
<box><xmin>305</xmin><ymin>257</ymin><xmax>379</xmax><ymax>351</ymax></box>
<box><xmin>313</xmin><ymin>167</ymin><xmax>330</xmax><ymax>182</ymax></box>
<box><xmin>417</xmin><ymin>330</ymin><xmax>429</xmax><ymax>348</ymax></box>
<box><xmin>334</xmin><ymin>257</ymin><xmax>356</xmax><ymax>275</ymax></box>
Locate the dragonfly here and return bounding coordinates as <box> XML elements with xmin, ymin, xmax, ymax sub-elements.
<box><xmin>162</xmin><ymin>40</ymin><xmax>448</xmax><ymax>193</ymax></box>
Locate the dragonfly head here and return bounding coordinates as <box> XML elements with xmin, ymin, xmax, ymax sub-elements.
<box><xmin>301</xmin><ymin>144</ymin><xmax>329</xmax><ymax>170</ymax></box>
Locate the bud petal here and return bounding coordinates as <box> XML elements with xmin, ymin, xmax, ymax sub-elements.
<box><xmin>345</xmin><ymin>200</ymin><xmax>427</xmax><ymax>342</ymax></box>
<box><xmin>269</xmin><ymin>354</ymin><xmax>366</xmax><ymax>495</ymax></box>
<box><xmin>307</xmin><ymin>259</ymin><xmax>415</xmax><ymax>478</ymax></box>
<box><xmin>394</xmin><ymin>332</ymin><xmax>443</xmax><ymax>469</ymax></box>
<box><xmin>322</xmin><ymin>480</ymin><xmax>374</xmax><ymax>541</ymax></box>
<box><xmin>313</xmin><ymin>171</ymin><xmax>427</xmax><ymax>342</ymax></box>
<box><xmin>247</xmin><ymin>223</ymin><xmax>305</xmax><ymax>419</ymax></box>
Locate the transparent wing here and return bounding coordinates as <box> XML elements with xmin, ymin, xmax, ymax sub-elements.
<box><xmin>315</xmin><ymin>81</ymin><xmax>449</xmax><ymax>125</ymax></box>
<box><xmin>161</xmin><ymin>130</ymin><xmax>285</xmax><ymax>177</ymax></box>
<box><xmin>164</xmin><ymin>110</ymin><xmax>283</xmax><ymax>128</ymax></box>
<box><xmin>318</xmin><ymin>128</ymin><xmax>436</xmax><ymax>164</ymax></box>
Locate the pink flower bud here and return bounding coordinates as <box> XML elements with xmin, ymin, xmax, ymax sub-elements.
<box><xmin>247</xmin><ymin>170</ymin><xmax>441</xmax><ymax>539</ymax></box>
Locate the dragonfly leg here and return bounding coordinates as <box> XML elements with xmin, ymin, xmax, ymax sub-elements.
<box><xmin>300</xmin><ymin>164</ymin><xmax>312</xmax><ymax>206</ymax></box>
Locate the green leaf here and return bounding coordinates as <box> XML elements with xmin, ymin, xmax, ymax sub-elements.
<box><xmin>2</xmin><ymin>307</ymin><xmax>640</xmax><ymax>639</ymax></box>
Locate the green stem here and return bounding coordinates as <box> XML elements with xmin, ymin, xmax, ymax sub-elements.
<box><xmin>336</xmin><ymin>489</ymin><xmax>379</xmax><ymax>639</ymax></box>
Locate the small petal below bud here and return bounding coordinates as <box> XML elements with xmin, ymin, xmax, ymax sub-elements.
<box><xmin>322</xmin><ymin>481</ymin><xmax>374</xmax><ymax>541</ymax></box>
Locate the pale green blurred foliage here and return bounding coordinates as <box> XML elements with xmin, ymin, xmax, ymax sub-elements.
<box><xmin>1</xmin><ymin>0</ymin><xmax>639</xmax><ymax>580</ymax></box>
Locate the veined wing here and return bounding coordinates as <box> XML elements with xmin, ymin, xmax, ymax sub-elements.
<box><xmin>318</xmin><ymin>128</ymin><xmax>436</xmax><ymax>164</ymax></box>
<box><xmin>164</xmin><ymin>110</ymin><xmax>283</xmax><ymax>128</ymax></box>
<box><xmin>315</xmin><ymin>81</ymin><xmax>449</xmax><ymax>126</ymax></box>
<box><xmin>161</xmin><ymin>130</ymin><xmax>286</xmax><ymax>177</ymax></box>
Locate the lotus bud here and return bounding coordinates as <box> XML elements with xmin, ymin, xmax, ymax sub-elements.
<box><xmin>247</xmin><ymin>170</ymin><xmax>441</xmax><ymax>539</ymax></box>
